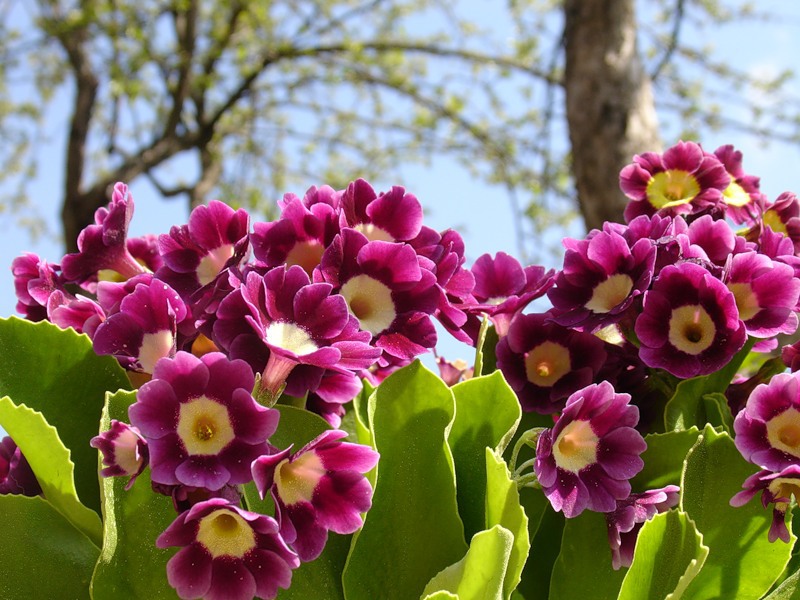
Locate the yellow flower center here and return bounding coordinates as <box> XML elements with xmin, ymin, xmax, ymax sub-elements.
<box><xmin>177</xmin><ymin>397</ymin><xmax>235</xmax><ymax>455</ymax></box>
<box><xmin>763</xmin><ymin>209</ymin><xmax>788</xmax><ymax>235</ymax></box>
<box><xmin>274</xmin><ymin>451</ymin><xmax>326</xmax><ymax>505</ymax></box>
<box><xmin>767</xmin><ymin>408</ymin><xmax>800</xmax><ymax>458</ymax></box>
<box><xmin>668</xmin><ymin>304</ymin><xmax>715</xmax><ymax>355</ymax></box>
<box><xmin>728</xmin><ymin>282</ymin><xmax>760</xmax><ymax>322</ymax></box>
<box><xmin>723</xmin><ymin>181</ymin><xmax>751</xmax><ymax>208</ymax></box>
<box><xmin>286</xmin><ymin>240</ymin><xmax>325</xmax><ymax>276</ymax></box>
<box><xmin>552</xmin><ymin>419</ymin><xmax>599</xmax><ymax>473</ymax></box>
<box><xmin>524</xmin><ymin>341</ymin><xmax>571</xmax><ymax>387</ymax></box>
<box><xmin>196</xmin><ymin>509</ymin><xmax>257</xmax><ymax>559</ymax></box>
<box><xmin>197</xmin><ymin>244</ymin><xmax>235</xmax><ymax>286</ymax></box>
<box><xmin>355</xmin><ymin>222</ymin><xmax>395</xmax><ymax>243</ymax></box>
<box><xmin>341</xmin><ymin>274</ymin><xmax>396</xmax><ymax>335</ymax></box>
<box><xmin>646</xmin><ymin>170</ymin><xmax>701</xmax><ymax>209</ymax></box>
<box><xmin>585</xmin><ymin>273</ymin><xmax>634</xmax><ymax>314</ymax></box>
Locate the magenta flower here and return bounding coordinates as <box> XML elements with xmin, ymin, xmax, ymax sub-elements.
<box><xmin>129</xmin><ymin>351</ymin><xmax>278</xmax><ymax>491</ymax></box>
<box><xmin>157</xmin><ymin>497</ymin><xmax>299</xmax><ymax>600</ymax></box>
<box><xmin>318</xmin><ymin>229</ymin><xmax>439</xmax><ymax>362</ymax></box>
<box><xmin>548</xmin><ymin>229</ymin><xmax>655</xmax><ymax>331</ymax></box>
<box><xmin>763</xmin><ymin>192</ymin><xmax>800</xmax><ymax>254</ymax></box>
<box><xmin>534</xmin><ymin>381</ymin><xmax>646</xmax><ymax>518</ymax></box>
<box><xmin>635</xmin><ymin>262</ymin><xmax>746</xmax><ymax>379</ymax></box>
<box><xmin>157</xmin><ymin>200</ymin><xmax>249</xmax><ymax>298</ymax></box>
<box><xmin>61</xmin><ymin>182</ymin><xmax>148</xmax><ymax>286</ymax></box>
<box><xmin>250</xmin><ymin>185</ymin><xmax>342</xmax><ymax>276</ymax></box>
<box><xmin>0</xmin><ymin>436</ymin><xmax>41</xmax><ymax>496</ymax></box>
<box><xmin>339</xmin><ymin>178</ymin><xmax>423</xmax><ymax>243</ymax></box>
<box><xmin>733</xmin><ymin>372</ymin><xmax>800</xmax><ymax>472</ymax></box>
<box><xmin>496</xmin><ymin>312</ymin><xmax>608</xmax><ymax>414</ymax></box>
<box><xmin>11</xmin><ymin>253</ymin><xmax>62</xmax><ymax>322</ymax></box>
<box><xmin>714</xmin><ymin>144</ymin><xmax>765</xmax><ymax>225</ymax></box>
<box><xmin>730</xmin><ymin>466</ymin><xmax>800</xmax><ymax>543</ymax></box>
<box><xmin>213</xmin><ymin>265</ymin><xmax>379</xmax><ymax>399</ymax></box>
<box><xmin>92</xmin><ymin>277</ymin><xmax>188</xmax><ymax>373</ymax></box>
<box><xmin>468</xmin><ymin>251</ymin><xmax>554</xmax><ymax>336</ymax></box>
<box><xmin>726</xmin><ymin>251</ymin><xmax>800</xmax><ymax>339</ymax></box>
<box><xmin>252</xmin><ymin>430</ymin><xmax>379</xmax><ymax>562</ymax></box>
<box><xmin>620</xmin><ymin>141</ymin><xmax>730</xmax><ymax>222</ymax></box>
<box><xmin>90</xmin><ymin>420</ymin><xmax>149</xmax><ymax>490</ymax></box>
<box><xmin>605</xmin><ymin>485</ymin><xmax>680</xmax><ymax>569</ymax></box>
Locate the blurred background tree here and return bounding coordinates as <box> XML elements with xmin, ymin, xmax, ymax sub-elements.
<box><xmin>0</xmin><ymin>0</ymin><xmax>798</xmax><ymax>259</ymax></box>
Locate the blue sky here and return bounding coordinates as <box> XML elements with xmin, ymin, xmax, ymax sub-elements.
<box><xmin>2</xmin><ymin>2</ymin><xmax>800</xmax><ymax>369</ymax></box>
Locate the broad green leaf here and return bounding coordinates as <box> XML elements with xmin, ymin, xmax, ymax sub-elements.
<box><xmin>485</xmin><ymin>448</ymin><xmax>529</xmax><ymax>599</ymax></box>
<box><xmin>450</xmin><ymin>372</ymin><xmax>520</xmax><ymax>538</ymax></box>
<box><xmin>90</xmin><ymin>390</ymin><xmax>177</xmax><ymax>599</ymax></box>
<box><xmin>630</xmin><ymin>428</ymin><xmax>701</xmax><ymax>491</ymax></box>
<box><xmin>0</xmin><ymin>396</ymin><xmax>102</xmax><ymax>545</ymax></box>
<box><xmin>550</xmin><ymin>509</ymin><xmax>625</xmax><ymax>600</ymax></box>
<box><xmin>516</xmin><ymin>500</ymin><xmax>563</xmax><ymax>600</ymax></box>
<box><xmin>664</xmin><ymin>338</ymin><xmax>754</xmax><ymax>431</ymax></box>
<box><xmin>0</xmin><ymin>494</ymin><xmax>100</xmax><ymax>600</ymax></box>
<box><xmin>422</xmin><ymin>593</ymin><xmax>459</xmax><ymax>600</ymax></box>
<box><xmin>476</xmin><ymin>321</ymin><xmax>500</xmax><ymax>377</ymax></box>
<box><xmin>422</xmin><ymin>525</ymin><xmax>513</xmax><ymax>600</ymax></box>
<box><xmin>343</xmin><ymin>361</ymin><xmax>468</xmax><ymax>600</ymax></box>
<box><xmin>352</xmin><ymin>378</ymin><xmax>376</xmax><ymax>449</ymax></box>
<box><xmin>0</xmin><ymin>317</ymin><xmax>129</xmax><ymax>515</ymax></box>
<box><xmin>618</xmin><ymin>510</ymin><xmax>708</xmax><ymax>600</ymax></box>
<box><xmin>701</xmin><ymin>392</ymin><xmax>734</xmax><ymax>434</ymax></box>
<box><xmin>680</xmin><ymin>425</ymin><xmax>794</xmax><ymax>599</ymax></box>
<box><xmin>474</xmin><ymin>316</ymin><xmax>491</xmax><ymax>377</ymax></box>
<box><xmin>765</xmin><ymin>569</ymin><xmax>800</xmax><ymax>600</ymax></box>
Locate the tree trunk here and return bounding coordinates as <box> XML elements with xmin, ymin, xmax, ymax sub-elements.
<box><xmin>563</xmin><ymin>0</ymin><xmax>661</xmax><ymax>231</ymax></box>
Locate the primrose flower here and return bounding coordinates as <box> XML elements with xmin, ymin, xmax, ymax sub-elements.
<box><xmin>129</xmin><ymin>351</ymin><xmax>278</xmax><ymax>491</ymax></box>
<box><xmin>468</xmin><ymin>252</ymin><xmax>554</xmax><ymax>336</ymax></box>
<box><xmin>157</xmin><ymin>497</ymin><xmax>299</xmax><ymax>600</ymax></box>
<box><xmin>635</xmin><ymin>262</ymin><xmax>746</xmax><ymax>379</ymax></box>
<box><xmin>92</xmin><ymin>277</ymin><xmax>188</xmax><ymax>373</ymax></box>
<box><xmin>534</xmin><ymin>381</ymin><xmax>646</xmax><ymax>518</ymax></box>
<box><xmin>714</xmin><ymin>144</ymin><xmax>764</xmax><ymax>225</ymax></box>
<box><xmin>252</xmin><ymin>430</ymin><xmax>379</xmax><ymax>562</ymax></box>
<box><xmin>318</xmin><ymin>229</ymin><xmax>439</xmax><ymax>363</ymax></box>
<box><xmin>730</xmin><ymin>466</ymin><xmax>800</xmax><ymax>543</ymax></box>
<box><xmin>61</xmin><ymin>182</ymin><xmax>148</xmax><ymax>286</ymax></box>
<box><xmin>90</xmin><ymin>420</ymin><xmax>149</xmax><ymax>490</ymax></box>
<box><xmin>734</xmin><ymin>372</ymin><xmax>800</xmax><ymax>472</ymax></box>
<box><xmin>157</xmin><ymin>200</ymin><xmax>249</xmax><ymax>300</ymax></box>
<box><xmin>762</xmin><ymin>192</ymin><xmax>800</xmax><ymax>253</ymax></box>
<box><xmin>213</xmin><ymin>265</ymin><xmax>379</xmax><ymax>399</ymax></box>
<box><xmin>251</xmin><ymin>185</ymin><xmax>342</xmax><ymax>275</ymax></box>
<box><xmin>0</xmin><ymin>436</ymin><xmax>41</xmax><ymax>496</ymax></box>
<box><xmin>496</xmin><ymin>312</ymin><xmax>607</xmax><ymax>414</ymax></box>
<box><xmin>605</xmin><ymin>485</ymin><xmax>680</xmax><ymax>569</ymax></box>
<box><xmin>339</xmin><ymin>178</ymin><xmax>423</xmax><ymax>243</ymax></box>
<box><xmin>548</xmin><ymin>229</ymin><xmax>655</xmax><ymax>331</ymax></box>
<box><xmin>620</xmin><ymin>141</ymin><xmax>730</xmax><ymax>222</ymax></box>
<box><xmin>11</xmin><ymin>253</ymin><xmax>61</xmax><ymax>322</ymax></box>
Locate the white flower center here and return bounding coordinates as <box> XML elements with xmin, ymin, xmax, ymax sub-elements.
<box><xmin>197</xmin><ymin>244</ymin><xmax>235</xmax><ymax>286</ymax></box>
<box><xmin>286</xmin><ymin>240</ymin><xmax>325</xmax><ymax>276</ymax></box>
<box><xmin>340</xmin><ymin>274</ymin><xmax>396</xmax><ymax>335</ymax></box>
<box><xmin>552</xmin><ymin>419</ymin><xmax>599</xmax><ymax>473</ymax></box>
<box><xmin>196</xmin><ymin>509</ymin><xmax>256</xmax><ymax>558</ymax></box>
<box><xmin>585</xmin><ymin>273</ymin><xmax>634</xmax><ymax>314</ymax></box>
<box><xmin>355</xmin><ymin>223</ymin><xmax>394</xmax><ymax>242</ymax></box>
<box><xmin>138</xmin><ymin>329</ymin><xmax>175</xmax><ymax>374</ymax></box>
<box><xmin>667</xmin><ymin>304</ymin><xmax>715</xmax><ymax>355</ymax></box>
<box><xmin>176</xmin><ymin>396</ymin><xmax>235</xmax><ymax>455</ymax></box>
<box><xmin>265</xmin><ymin>321</ymin><xmax>318</xmax><ymax>356</ymax></box>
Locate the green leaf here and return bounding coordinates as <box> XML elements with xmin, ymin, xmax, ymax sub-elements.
<box><xmin>701</xmin><ymin>392</ymin><xmax>734</xmax><ymax>434</ymax></box>
<box><xmin>485</xmin><ymin>448</ymin><xmax>529</xmax><ymax>599</ymax></box>
<box><xmin>450</xmin><ymin>372</ymin><xmax>520</xmax><ymax>538</ymax></box>
<box><xmin>352</xmin><ymin>378</ymin><xmax>376</xmax><ymax>449</ymax></box>
<box><xmin>90</xmin><ymin>389</ymin><xmax>177</xmax><ymax>599</ymax></box>
<box><xmin>515</xmin><ymin>500</ymin><xmax>562</xmax><ymax>600</ymax></box>
<box><xmin>618</xmin><ymin>510</ymin><xmax>708</xmax><ymax>600</ymax></box>
<box><xmin>0</xmin><ymin>317</ymin><xmax>129</xmax><ymax>515</ymax></box>
<box><xmin>664</xmin><ymin>338</ymin><xmax>754</xmax><ymax>431</ymax></box>
<box><xmin>0</xmin><ymin>396</ymin><xmax>102</xmax><ymax>545</ymax></box>
<box><xmin>549</xmin><ymin>510</ymin><xmax>625</xmax><ymax>600</ymax></box>
<box><xmin>0</xmin><ymin>495</ymin><xmax>100</xmax><ymax>600</ymax></box>
<box><xmin>343</xmin><ymin>361</ymin><xmax>468</xmax><ymax>600</ymax></box>
<box><xmin>765</xmin><ymin>569</ymin><xmax>800</xmax><ymax>600</ymax></box>
<box><xmin>422</xmin><ymin>525</ymin><xmax>514</xmax><ymax>600</ymax></box>
<box><xmin>630</xmin><ymin>428</ymin><xmax>701</xmax><ymax>491</ymax></box>
<box><xmin>680</xmin><ymin>425</ymin><xmax>794</xmax><ymax>599</ymax></box>
<box><xmin>476</xmin><ymin>321</ymin><xmax>500</xmax><ymax>377</ymax></box>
